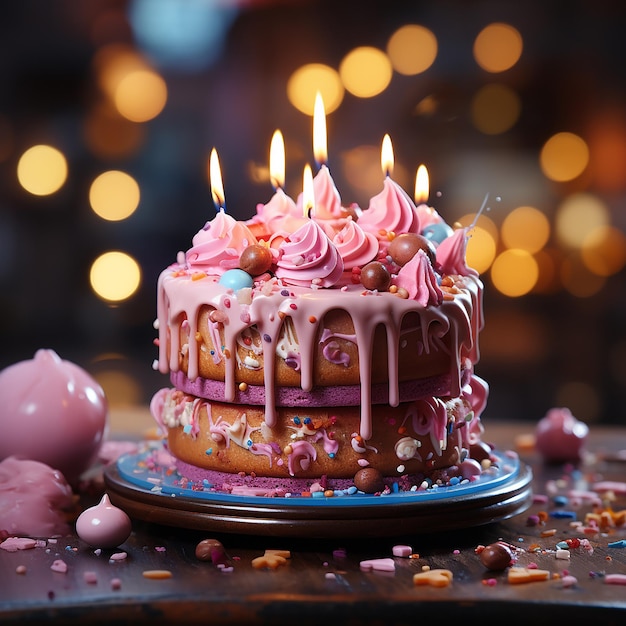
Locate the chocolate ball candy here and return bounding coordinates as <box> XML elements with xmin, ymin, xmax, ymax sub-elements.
<box><xmin>239</xmin><ymin>244</ymin><xmax>272</xmax><ymax>276</ymax></box>
<box><xmin>195</xmin><ymin>538</ymin><xmax>227</xmax><ymax>564</ymax></box>
<box><xmin>354</xmin><ymin>467</ymin><xmax>385</xmax><ymax>493</ymax></box>
<box><xmin>480</xmin><ymin>542</ymin><xmax>513</xmax><ymax>570</ymax></box>
<box><xmin>360</xmin><ymin>261</ymin><xmax>391</xmax><ymax>291</ymax></box>
<box><xmin>388</xmin><ymin>233</ymin><xmax>436</xmax><ymax>267</ymax></box>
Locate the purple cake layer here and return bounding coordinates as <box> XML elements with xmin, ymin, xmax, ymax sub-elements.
<box><xmin>170</xmin><ymin>369</ymin><xmax>471</xmax><ymax>407</ymax></box>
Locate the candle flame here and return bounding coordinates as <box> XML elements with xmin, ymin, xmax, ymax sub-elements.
<box><xmin>381</xmin><ymin>134</ymin><xmax>394</xmax><ymax>177</ymax></box>
<box><xmin>209</xmin><ymin>148</ymin><xmax>225</xmax><ymax>211</ymax></box>
<box><xmin>415</xmin><ymin>164</ymin><xmax>429</xmax><ymax>204</ymax></box>
<box><xmin>302</xmin><ymin>163</ymin><xmax>315</xmax><ymax>217</ymax></box>
<box><xmin>313</xmin><ymin>91</ymin><xmax>327</xmax><ymax>166</ymax></box>
<box><xmin>269</xmin><ymin>129</ymin><xmax>285</xmax><ymax>190</ymax></box>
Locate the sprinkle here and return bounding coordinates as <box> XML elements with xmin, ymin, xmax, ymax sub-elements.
<box><xmin>555</xmin><ymin>549</ymin><xmax>571</xmax><ymax>560</ymax></box>
<box><xmin>360</xmin><ymin>558</ymin><xmax>395</xmax><ymax>572</ymax></box>
<box><xmin>0</xmin><ymin>537</ymin><xmax>37</xmax><ymax>552</ymax></box>
<box><xmin>50</xmin><ymin>560</ymin><xmax>68</xmax><ymax>574</ymax></box>
<box><xmin>508</xmin><ymin>567</ymin><xmax>550</xmax><ymax>584</ymax></box>
<box><xmin>392</xmin><ymin>545</ymin><xmax>413</xmax><ymax>558</ymax></box>
<box><xmin>413</xmin><ymin>569</ymin><xmax>453</xmax><ymax>587</ymax></box>
<box><xmin>309</xmin><ymin>315</ymin><xmax>317</xmax><ymax>323</ymax></box>
<box><xmin>263</xmin><ymin>333</ymin><xmax>271</xmax><ymax>342</ymax></box>
<box><xmin>550</xmin><ymin>510</ymin><xmax>577</xmax><ymax>519</ymax></box>
<box><xmin>109</xmin><ymin>552</ymin><xmax>128</xmax><ymax>561</ymax></box>
<box><xmin>605</xmin><ymin>574</ymin><xmax>626</xmax><ymax>585</ymax></box>
<box><xmin>110</xmin><ymin>578</ymin><xmax>122</xmax><ymax>590</ymax></box>
<box><xmin>84</xmin><ymin>571</ymin><xmax>98</xmax><ymax>584</ymax></box>
<box><xmin>540</xmin><ymin>528</ymin><xmax>557</xmax><ymax>537</ymax></box>
<box><xmin>143</xmin><ymin>570</ymin><xmax>173</xmax><ymax>579</ymax></box>
<box><xmin>238</xmin><ymin>382</ymin><xmax>248</xmax><ymax>392</ymax></box>
<box><xmin>15</xmin><ymin>565</ymin><xmax>27</xmax><ymax>575</ymax></box>
<box><xmin>608</xmin><ymin>540</ymin><xmax>626</xmax><ymax>548</ymax></box>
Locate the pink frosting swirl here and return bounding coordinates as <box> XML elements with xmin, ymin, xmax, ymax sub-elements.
<box><xmin>296</xmin><ymin>165</ymin><xmax>343</xmax><ymax>221</ymax></box>
<box><xmin>415</xmin><ymin>203</ymin><xmax>446</xmax><ymax>229</ymax></box>
<box><xmin>436</xmin><ymin>227</ymin><xmax>478</xmax><ymax>277</ymax></box>
<box><xmin>246</xmin><ymin>188</ymin><xmax>302</xmax><ymax>238</ymax></box>
<box><xmin>274</xmin><ymin>219</ymin><xmax>344</xmax><ymax>288</ymax></box>
<box><xmin>186</xmin><ymin>210</ymin><xmax>258</xmax><ymax>274</ymax></box>
<box><xmin>332</xmin><ymin>217</ymin><xmax>379</xmax><ymax>272</ymax></box>
<box><xmin>394</xmin><ymin>249</ymin><xmax>443</xmax><ymax>306</ymax></box>
<box><xmin>358</xmin><ymin>177</ymin><xmax>420</xmax><ymax>244</ymax></box>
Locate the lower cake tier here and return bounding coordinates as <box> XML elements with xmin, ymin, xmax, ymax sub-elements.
<box><xmin>150</xmin><ymin>387</ymin><xmax>489</xmax><ymax>485</ymax></box>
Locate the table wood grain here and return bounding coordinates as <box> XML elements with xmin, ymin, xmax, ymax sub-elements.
<box><xmin>2</xmin><ymin>413</ymin><xmax>626</xmax><ymax>625</ymax></box>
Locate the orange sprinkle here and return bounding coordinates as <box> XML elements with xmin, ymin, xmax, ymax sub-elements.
<box><xmin>324</xmin><ymin>490</ymin><xmax>334</xmax><ymax>498</ymax></box>
<box><xmin>386</xmin><ymin>231</ymin><xmax>396</xmax><ymax>241</ymax></box>
<box><xmin>397</xmin><ymin>426</ymin><xmax>407</xmax><ymax>435</ymax></box>
<box><xmin>540</xmin><ymin>528</ymin><xmax>557</xmax><ymax>537</ymax></box>
<box><xmin>238</xmin><ymin>382</ymin><xmax>248</xmax><ymax>392</ymax></box>
<box><xmin>195</xmin><ymin>332</ymin><xmax>202</xmax><ymax>342</ymax></box>
<box><xmin>309</xmin><ymin>315</ymin><xmax>317</xmax><ymax>323</ymax></box>
<box><xmin>223</xmin><ymin>348</ymin><xmax>231</xmax><ymax>359</ymax></box>
<box><xmin>191</xmin><ymin>272</ymin><xmax>207</xmax><ymax>281</ymax></box>
<box><xmin>389</xmin><ymin>285</ymin><xmax>398</xmax><ymax>293</ymax></box>
<box><xmin>142</xmin><ymin>570</ymin><xmax>173</xmax><ymax>580</ymax></box>
<box><xmin>537</xmin><ymin>511</ymin><xmax>549</xmax><ymax>522</ymax></box>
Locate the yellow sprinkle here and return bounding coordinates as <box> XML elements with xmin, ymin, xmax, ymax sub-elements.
<box><xmin>142</xmin><ymin>570</ymin><xmax>173</xmax><ymax>580</ymax></box>
<box><xmin>238</xmin><ymin>382</ymin><xmax>248</xmax><ymax>392</ymax></box>
<box><xmin>195</xmin><ymin>332</ymin><xmax>202</xmax><ymax>342</ymax></box>
<box><xmin>191</xmin><ymin>272</ymin><xmax>207</xmax><ymax>281</ymax></box>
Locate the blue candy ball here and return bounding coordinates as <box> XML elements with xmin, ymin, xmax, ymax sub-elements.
<box><xmin>421</xmin><ymin>222</ymin><xmax>453</xmax><ymax>245</ymax></box>
<box><xmin>218</xmin><ymin>268</ymin><xmax>254</xmax><ymax>291</ymax></box>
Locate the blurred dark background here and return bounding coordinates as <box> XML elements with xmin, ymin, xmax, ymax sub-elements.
<box><xmin>1</xmin><ymin>0</ymin><xmax>626</xmax><ymax>426</ymax></box>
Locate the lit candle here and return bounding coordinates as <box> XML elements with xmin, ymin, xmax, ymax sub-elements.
<box><xmin>209</xmin><ymin>147</ymin><xmax>225</xmax><ymax>212</ymax></box>
<box><xmin>313</xmin><ymin>91</ymin><xmax>327</xmax><ymax>168</ymax></box>
<box><xmin>269</xmin><ymin>129</ymin><xmax>285</xmax><ymax>190</ymax></box>
<box><xmin>414</xmin><ymin>164</ymin><xmax>429</xmax><ymax>206</ymax></box>
<box><xmin>302</xmin><ymin>163</ymin><xmax>315</xmax><ymax>218</ymax></box>
<box><xmin>381</xmin><ymin>133</ymin><xmax>394</xmax><ymax>178</ymax></box>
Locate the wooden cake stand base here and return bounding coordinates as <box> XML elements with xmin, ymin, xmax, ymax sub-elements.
<box><xmin>104</xmin><ymin>445</ymin><xmax>533</xmax><ymax>539</ymax></box>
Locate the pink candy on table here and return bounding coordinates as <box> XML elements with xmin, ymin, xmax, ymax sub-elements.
<box><xmin>534</xmin><ymin>407</ymin><xmax>588</xmax><ymax>463</ymax></box>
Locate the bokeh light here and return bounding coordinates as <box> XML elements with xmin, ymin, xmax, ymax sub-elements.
<box><xmin>581</xmin><ymin>225</ymin><xmax>626</xmax><ymax>276</ymax></box>
<box><xmin>471</xmin><ymin>83</ymin><xmax>521</xmax><ymax>134</ymax></box>
<box><xmin>473</xmin><ymin>23</ymin><xmax>523</xmax><ymax>73</ymax></box>
<box><xmin>490</xmin><ymin>249</ymin><xmax>539</xmax><ymax>297</ymax></box>
<box><xmin>89</xmin><ymin>170</ymin><xmax>141</xmax><ymax>221</ymax></box>
<box><xmin>287</xmin><ymin>64</ymin><xmax>344</xmax><ymax>115</ymax></box>
<box><xmin>540</xmin><ymin>132</ymin><xmax>589</xmax><ymax>182</ymax></box>
<box><xmin>113</xmin><ymin>68</ymin><xmax>168</xmax><ymax>122</ymax></box>
<box><xmin>83</xmin><ymin>102</ymin><xmax>145</xmax><ymax>159</ymax></box>
<box><xmin>339</xmin><ymin>47</ymin><xmax>393</xmax><ymax>98</ymax></box>
<box><xmin>94</xmin><ymin>368</ymin><xmax>143</xmax><ymax>407</ymax></box>
<box><xmin>90</xmin><ymin>251</ymin><xmax>142</xmax><ymax>302</ymax></box>
<box><xmin>555</xmin><ymin>192</ymin><xmax>610</xmax><ymax>249</ymax></box>
<box><xmin>501</xmin><ymin>205</ymin><xmax>550</xmax><ymax>253</ymax></box>
<box><xmin>560</xmin><ymin>252</ymin><xmax>606</xmax><ymax>297</ymax></box>
<box><xmin>466</xmin><ymin>227</ymin><xmax>497</xmax><ymax>274</ymax></box>
<box><xmin>17</xmin><ymin>145</ymin><xmax>68</xmax><ymax>196</ymax></box>
<box><xmin>386</xmin><ymin>25</ymin><xmax>437</xmax><ymax>75</ymax></box>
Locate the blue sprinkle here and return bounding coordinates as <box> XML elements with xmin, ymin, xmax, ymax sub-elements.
<box><xmin>210</xmin><ymin>350</ymin><xmax>215</xmax><ymax>355</ymax></box>
<box><xmin>553</xmin><ymin>495</ymin><xmax>568</xmax><ymax>507</ymax></box>
<box><xmin>205</xmin><ymin>448</ymin><xmax>213</xmax><ymax>455</ymax></box>
<box><xmin>202</xmin><ymin>479</ymin><xmax>211</xmax><ymax>486</ymax></box>
<box><xmin>328</xmin><ymin>452</ymin><xmax>335</xmax><ymax>459</ymax></box>
<box><xmin>303</xmin><ymin>417</ymin><xmax>312</xmax><ymax>424</ymax></box>
<box><xmin>312</xmin><ymin>491</ymin><xmax>325</xmax><ymax>498</ymax></box>
<box><xmin>263</xmin><ymin>333</ymin><xmax>271</xmax><ymax>342</ymax></box>
<box><xmin>549</xmin><ymin>510</ymin><xmax>577</xmax><ymax>519</ymax></box>
<box><xmin>183</xmin><ymin>424</ymin><xmax>192</xmax><ymax>434</ymax></box>
<box><xmin>608</xmin><ymin>540</ymin><xmax>626</xmax><ymax>548</ymax></box>
<box><xmin>449</xmin><ymin>476</ymin><xmax>460</xmax><ymax>486</ymax></box>
<box><xmin>347</xmin><ymin>486</ymin><xmax>358</xmax><ymax>495</ymax></box>
<box><xmin>293</xmin><ymin>416</ymin><xmax>301</xmax><ymax>425</ymax></box>
<box><xmin>246</xmin><ymin>439</ymin><xmax>253</xmax><ymax>447</ymax></box>
<box><xmin>556</xmin><ymin>541</ymin><xmax>569</xmax><ymax>549</ymax></box>
<box><xmin>280</xmin><ymin>289</ymin><xmax>290</xmax><ymax>296</ymax></box>
<box><xmin>392</xmin><ymin>482</ymin><xmax>399</xmax><ymax>493</ymax></box>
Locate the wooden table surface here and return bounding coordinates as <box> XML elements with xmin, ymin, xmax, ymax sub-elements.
<box><xmin>2</xmin><ymin>409</ymin><xmax>626</xmax><ymax>625</ymax></box>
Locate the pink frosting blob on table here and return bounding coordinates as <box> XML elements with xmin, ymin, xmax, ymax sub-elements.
<box><xmin>535</xmin><ymin>407</ymin><xmax>589</xmax><ymax>463</ymax></box>
<box><xmin>0</xmin><ymin>456</ymin><xmax>75</xmax><ymax>537</ymax></box>
<box><xmin>0</xmin><ymin>349</ymin><xmax>109</xmax><ymax>484</ymax></box>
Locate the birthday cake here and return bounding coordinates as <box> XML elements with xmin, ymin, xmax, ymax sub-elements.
<box><xmin>150</xmin><ymin>143</ymin><xmax>490</xmax><ymax>495</ymax></box>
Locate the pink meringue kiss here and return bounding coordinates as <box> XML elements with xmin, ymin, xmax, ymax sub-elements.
<box><xmin>0</xmin><ymin>349</ymin><xmax>109</xmax><ymax>484</ymax></box>
<box><xmin>535</xmin><ymin>407</ymin><xmax>589</xmax><ymax>463</ymax></box>
<box><xmin>75</xmin><ymin>493</ymin><xmax>132</xmax><ymax>548</ymax></box>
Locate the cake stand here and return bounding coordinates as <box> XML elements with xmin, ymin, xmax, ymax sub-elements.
<box><xmin>104</xmin><ymin>443</ymin><xmax>532</xmax><ymax>539</ymax></box>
